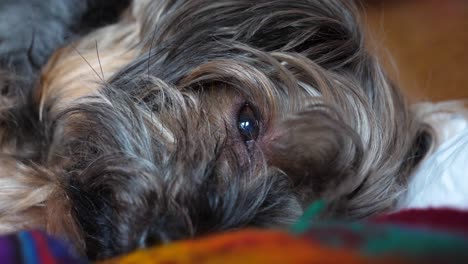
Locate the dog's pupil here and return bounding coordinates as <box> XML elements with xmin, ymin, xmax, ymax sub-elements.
<box><xmin>238</xmin><ymin>104</ymin><xmax>259</xmax><ymax>141</ymax></box>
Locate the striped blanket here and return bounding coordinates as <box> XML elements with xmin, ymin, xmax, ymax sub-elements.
<box><xmin>1</xmin><ymin>207</ymin><xmax>468</xmax><ymax>264</ymax></box>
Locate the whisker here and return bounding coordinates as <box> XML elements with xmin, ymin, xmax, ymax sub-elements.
<box><xmin>95</xmin><ymin>40</ymin><xmax>105</xmax><ymax>80</ymax></box>
<box><xmin>71</xmin><ymin>43</ymin><xmax>104</xmax><ymax>82</ymax></box>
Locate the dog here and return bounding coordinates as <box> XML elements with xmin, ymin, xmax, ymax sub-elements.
<box><xmin>0</xmin><ymin>0</ymin><xmax>431</xmax><ymax>260</ymax></box>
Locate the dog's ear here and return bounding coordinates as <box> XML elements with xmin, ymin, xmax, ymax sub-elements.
<box><xmin>269</xmin><ymin>106</ymin><xmax>364</xmax><ymax>205</ymax></box>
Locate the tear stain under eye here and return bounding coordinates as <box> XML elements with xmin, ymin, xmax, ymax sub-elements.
<box><xmin>246</xmin><ymin>140</ymin><xmax>256</xmax><ymax>160</ymax></box>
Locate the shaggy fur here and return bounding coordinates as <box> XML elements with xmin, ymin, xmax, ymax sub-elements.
<box><xmin>0</xmin><ymin>0</ymin><xmax>431</xmax><ymax>260</ymax></box>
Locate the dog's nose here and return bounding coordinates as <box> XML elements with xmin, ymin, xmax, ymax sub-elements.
<box><xmin>140</xmin><ymin>216</ymin><xmax>196</xmax><ymax>248</ymax></box>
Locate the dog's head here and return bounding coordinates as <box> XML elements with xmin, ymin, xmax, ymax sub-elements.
<box><xmin>0</xmin><ymin>0</ymin><xmax>430</xmax><ymax>260</ymax></box>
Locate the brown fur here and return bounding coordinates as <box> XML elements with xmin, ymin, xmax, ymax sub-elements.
<box><xmin>0</xmin><ymin>0</ymin><xmax>431</xmax><ymax>259</ymax></box>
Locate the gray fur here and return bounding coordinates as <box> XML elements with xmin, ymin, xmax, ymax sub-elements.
<box><xmin>0</xmin><ymin>0</ymin><xmax>431</xmax><ymax>260</ymax></box>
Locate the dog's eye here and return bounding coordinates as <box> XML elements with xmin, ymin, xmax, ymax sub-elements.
<box><xmin>237</xmin><ymin>104</ymin><xmax>259</xmax><ymax>142</ymax></box>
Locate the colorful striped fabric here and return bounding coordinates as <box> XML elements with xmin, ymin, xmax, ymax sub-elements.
<box><xmin>0</xmin><ymin>230</ymin><xmax>84</xmax><ymax>264</ymax></box>
<box><xmin>1</xmin><ymin>208</ymin><xmax>468</xmax><ymax>263</ymax></box>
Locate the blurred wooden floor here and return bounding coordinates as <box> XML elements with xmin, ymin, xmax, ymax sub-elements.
<box><xmin>363</xmin><ymin>0</ymin><xmax>468</xmax><ymax>102</ymax></box>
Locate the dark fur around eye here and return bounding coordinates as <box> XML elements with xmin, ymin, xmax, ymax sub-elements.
<box><xmin>237</xmin><ymin>104</ymin><xmax>260</xmax><ymax>143</ymax></box>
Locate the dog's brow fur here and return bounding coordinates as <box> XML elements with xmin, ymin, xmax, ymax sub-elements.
<box><xmin>0</xmin><ymin>0</ymin><xmax>432</xmax><ymax>260</ymax></box>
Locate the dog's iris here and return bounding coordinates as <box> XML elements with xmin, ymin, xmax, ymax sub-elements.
<box><xmin>238</xmin><ymin>104</ymin><xmax>259</xmax><ymax>142</ymax></box>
